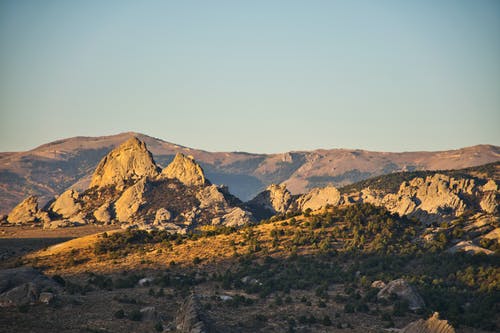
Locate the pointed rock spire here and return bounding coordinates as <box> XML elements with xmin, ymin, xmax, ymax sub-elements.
<box><xmin>160</xmin><ymin>153</ymin><xmax>208</xmax><ymax>186</ymax></box>
<box><xmin>89</xmin><ymin>137</ymin><xmax>160</xmax><ymax>189</ymax></box>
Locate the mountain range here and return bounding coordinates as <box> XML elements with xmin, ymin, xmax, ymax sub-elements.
<box><xmin>1</xmin><ymin>132</ymin><xmax>499</xmax><ymax>214</ymax></box>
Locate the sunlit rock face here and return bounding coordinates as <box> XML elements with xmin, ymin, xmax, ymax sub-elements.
<box><xmin>160</xmin><ymin>153</ymin><xmax>208</xmax><ymax>187</ymax></box>
<box><xmin>89</xmin><ymin>137</ymin><xmax>159</xmax><ymax>190</ymax></box>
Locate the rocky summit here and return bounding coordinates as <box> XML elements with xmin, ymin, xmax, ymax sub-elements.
<box><xmin>89</xmin><ymin>137</ymin><xmax>160</xmax><ymax>190</ymax></box>
<box><xmin>160</xmin><ymin>152</ymin><xmax>208</xmax><ymax>187</ymax></box>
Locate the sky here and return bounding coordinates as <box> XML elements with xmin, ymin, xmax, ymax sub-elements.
<box><xmin>0</xmin><ymin>0</ymin><xmax>499</xmax><ymax>153</ymax></box>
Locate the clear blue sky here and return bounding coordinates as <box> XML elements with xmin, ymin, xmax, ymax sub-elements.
<box><xmin>1</xmin><ymin>0</ymin><xmax>499</xmax><ymax>153</ymax></box>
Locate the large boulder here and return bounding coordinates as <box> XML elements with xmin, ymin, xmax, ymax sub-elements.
<box><xmin>296</xmin><ymin>186</ymin><xmax>341</xmax><ymax>211</ymax></box>
<box><xmin>0</xmin><ymin>267</ymin><xmax>60</xmax><ymax>307</ymax></box>
<box><xmin>402</xmin><ymin>312</ymin><xmax>455</xmax><ymax>333</ymax></box>
<box><xmin>114</xmin><ymin>178</ymin><xmax>148</xmax><ymax>222</ymax></box>
<box><xmin>49</xmin><ymin>189</ymin><xmax>82</xmax><ymax>220</ymax></box>
<box><xmin>377</xmin><ymin>278</ymin><xmax>425</xmax><ymax>310</ymax></box>
<box><xmin>154</xmin><ymin>208</ymin><xmax>172</xmax><ymax>225</ymax></box>
<box><xmin>7</xmin><ymin>196</ymin><xmax>47</xmax><ymax>224</ymax></box>
<box><xmin>160</xmin><ymin>153</ymin><xmax>208</xmax><ymax>187</ymax></box>
<box><xmin>217</xmin><ymin>207</ymin><xmax>254</xmax><ymax>227</ymax></box>
<box><xmin>196</xmin><ymin>185</ymin><xmax>227</xmax><ymax>209</ymax></box>
<box><xmin>93</xmin><ymin>202</ymin><xmax>112</xmax><ymax>223</ymax></box>
<box><xmin>89</xmin><ymin>137</ymin><xmax>160</xmax><ymax>190</ymax></box>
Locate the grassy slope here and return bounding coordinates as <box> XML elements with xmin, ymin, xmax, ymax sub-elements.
<box><xmin>21</xmin><ymin>204</ymin><xmax>500</xmax><ymax>331</ymax></box>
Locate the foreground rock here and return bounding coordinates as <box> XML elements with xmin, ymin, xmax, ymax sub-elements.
<box><xmin>175</xmin><ymin>294</ymin><xmax>211</xmax><ymax>333</ymax></box>
<box><xmin>377</xmin><ymin>278</ymin><xmax>425</xmax><ymax>310</ymax></box>
<box><xmin>0</xmin><ymin>267</ymin><xmax>60</xmax><ymax>307</ymax></box>
<box><xmin>402</xmin><ymin>312</ymin><xmax>455</xmax><ymax>333</ymax></box>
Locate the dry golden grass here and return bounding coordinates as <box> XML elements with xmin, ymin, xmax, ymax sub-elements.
<box><xmin>23</xmin><ymin>211</ymin><xmax>341</xmax><ymax>275</ymax></box>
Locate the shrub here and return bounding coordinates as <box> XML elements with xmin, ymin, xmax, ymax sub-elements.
<box><xmin>114</xmin><ymin>309</ymin><xmax>125</xmax><ymax>319</ymax></box>
<box><xmin>128</xmin><ymin>309</ymin><xmax>142</xmax><ymax>321</ymax></box>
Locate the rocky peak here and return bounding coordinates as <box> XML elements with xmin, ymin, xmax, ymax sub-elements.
<box><xmin>89</xmin><ymin>137</ymin><xmax>160</xmax><ymax>190</ymax></box>
<box><xmin>160</xmin><ymin>153</ymin><xmax>208</xmax><ymax>187</ymax></box>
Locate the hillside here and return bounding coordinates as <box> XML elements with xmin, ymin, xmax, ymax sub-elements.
<box><xmin>1</xmin><ymin>132</ymin><xmax>499</xmax><ymax>214</ymax></box>
<box><xmin>3</xmin><ymin>203</ymin><xmax>497</xmax><ymax>332</ymax></box>
<box><xmin>0</xmin><ymin>144</ymin><xmax>499</xmax><ymax>332</ymax></box>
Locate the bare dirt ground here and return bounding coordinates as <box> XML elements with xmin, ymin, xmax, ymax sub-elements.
<box><xmin>0</xmin><ymin>225</ymin><xmax>119</xmax><ymax>267</ymax></box>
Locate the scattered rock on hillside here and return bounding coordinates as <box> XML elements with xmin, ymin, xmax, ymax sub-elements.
<box><xmin>0</xmin><ymin>267</ymin><xmax>60</xmax><ymax>307</ymax></box>
<box><xmin>377</xmin><ymin>278</ymin><xmax>425</xmax><ymax>310</ymax></box>
<box><xmin>448</xmin><ymin>240</ymin><xmax>493</xmax><ymax>255</ymax></box>
<box><xmin>161</xmin><ymin>153</ymin><xmax>208</xmax><ymax>187</ymax></box>
<box><xmin>175</xmin><ymin>294</ymin><xmax>211</xmax><ymax>333</ymax></box>
<box><xmin>89</xmin><ymin>136</ymin><xmax>160</xmax><ymax>190</ymax></box>
<box><xmin>371</xmin><ymin>280</ymin><xmax>386</xmax><ymax>289</ymax></box>
<box><xmin>140</xmin><ymin>306</ymin><xmax>159</xmax><ymax>321</ymax></box>
<box><xmin>154</xmin><ymin>208</ymin><xmax>172</xmax><ymax>224</ymax></box>
<box><xmin>402</xmin><ymin>312</ymin><xmax>455</xmax><ymax>333</ymax></box>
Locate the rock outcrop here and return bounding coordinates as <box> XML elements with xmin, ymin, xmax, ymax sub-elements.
<box><xmin>296</xmin><ymin>186</ymin><xmax>341</xmax><ymax>211</ymax></box>
<box><xmin>218</xmin><ymin>207</ymin><xmax>254</xmax><ymax>227</ymax></box>
<box><xmin>160</xmin><ymin>153</ymin><xmax>208</xmax><ymax>187</ymax></box>
<box><xmin>93</xmin><ymin>202</ymin><xmax>112</xmax><ymax>223</ymax></box>
<box><xmin>196</xmin><ymin>185</ymin><xmax>227</xmax><ymax>209</ymax></box>
<box><xmin>5</xmin><ymin>137</ymin><xmax>256</xmax><ymax>231</ymax></box>
<box><xmin>7</xmin><ymin>196</ymin><xmax>48</xmax><ymax>224</ymax></box>
<box><xmin>175</xmin><ymin>294</ymin><xmax>211</xmax><ymax>333</ymax></box>
<box><xmin>89</xmin><ymin>137</ymin><xmax>159</xmax><ymax>190</ymax></box>
<box><xmin>247</xmin><ymin>184</ymin><xmax>292</xmax><ymax>216</ymax></box>
<box><xmin>114</xmin><ymin>178</ymin><xmax>148</xmax><ymax>222</ymax></box>
<box><xmin>49</xmin><ymin>189</ymin><xmax>82</xmax><ymax>219</ymax></box>
<box><xmin>358</xmin><ymin>174</ymin><xmax>499</xmax><ymax>224</ymax></box>
<box><xmin>377</xmin><ymin>278</ymin><xmax>425</xmax><ymax>310</ymax></box>
<box><xmin>0</xmin><ymin>267</ymin><xmax>60</xmax><ymax>307</ymax></box>
<box><xmin>402</xmin><ymin>312</ymin><xmax>455</xmax><ymax>333</ymax></box>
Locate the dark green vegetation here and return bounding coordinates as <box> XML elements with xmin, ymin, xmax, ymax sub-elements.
<box><xmin>91</xmin><ymin>203</ymin><xmax>500</xmax><ymax>330</ymax></box>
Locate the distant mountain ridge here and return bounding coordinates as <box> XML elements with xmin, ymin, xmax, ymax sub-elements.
<box><xmin>0</xmin><ymin>131</ymin><xmax>499</xmax><ymax>214</ymax></box>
